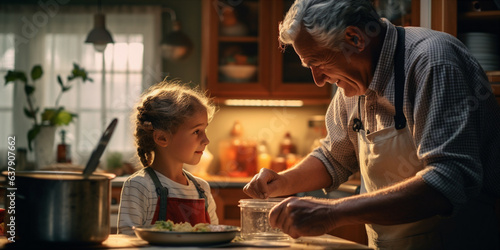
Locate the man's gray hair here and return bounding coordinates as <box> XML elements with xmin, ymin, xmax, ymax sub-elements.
<box><xmin>279</xmin><ymin>0</ymin><xmax>382</xmax><ymax>51</ymax></box>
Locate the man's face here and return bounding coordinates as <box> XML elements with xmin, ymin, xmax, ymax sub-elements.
<box><xmin>292</xmin><ymin>28</ymin><xmax>368</xmax><ymax>97</ymax></box>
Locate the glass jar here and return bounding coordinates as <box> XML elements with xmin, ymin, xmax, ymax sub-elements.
<box><xmin>219</xmin><ymin>121</ymin><xmax>257</xmax><ymax>177</ymax></box>
<box><xmin>238</xmin><ymin>199</ymin><xmax>290</xmax><ymax>241</ymax></box>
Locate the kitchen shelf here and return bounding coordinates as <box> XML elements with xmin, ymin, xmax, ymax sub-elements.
<box><xmin>434</xmin><ymin>1</ymin><xmax>500</xmax><ymax>78</ymax></box>
<box><xmin>218</xmin><ymin>36</ymin><xmax>259</xmax><ymax>42</ymax></box>
<box><xmin>487</xmin><ymin>71</ymin><xmax>500</xmax><ymax>83</ymax></box>
<box><xmin>458</xmin><ymin>10</ymin><xmax>500</xmax><ymax>21</ymax></box>
<box><xmin>457</xmin><ymin>10</ymin><xmax>500</xmax><ymax>34</ymax></box>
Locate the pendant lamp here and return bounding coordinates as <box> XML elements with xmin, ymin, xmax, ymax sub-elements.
<box><xmin>160</xmin><ymin>7</ymin><xmax>193</xmax><ymax>61</ymax></box>
<box><xmin>85</xmin><ymin>0</ymin><xmax>114</xmax><ymax>52</ymax></box>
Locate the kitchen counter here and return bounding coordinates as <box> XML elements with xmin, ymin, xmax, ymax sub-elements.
<box><xmin>0</xmin><ymin>234</ymin><xmax>372</xmax><ymax>249</ymax></box>
<box><xmin>112</xmin><ymin>174</ymin><xmax>361</xmax><ymax>191</ymax></box>
<box><xmin>110</xmin><ymin>175</ymin><xmax>363</xmax><ymax>240</ymax></box>
<box><xmin>111</xmin><ymin>175</ymin><xmax>251</xmax><ymax>188</ymax></box>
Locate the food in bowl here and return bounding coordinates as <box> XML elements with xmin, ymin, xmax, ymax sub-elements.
<box><xmin>153</xmin><ymin>220</ymin><xmax>210</xmax><ymax>232</ymax></box>
<box><xmin>133</xmin><ymin>223</ymin><xmax>240</xmax><ymax>246</ymax></box>
<box><xmin>219</xmin><ymin>64</ymin><xmax>257</xmax><ymax>81</ymax></box>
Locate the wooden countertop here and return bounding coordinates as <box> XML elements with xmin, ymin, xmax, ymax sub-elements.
<box><xmin>111</xmin><ymin>175</ymin><xmax>252</xmax><ymax>188</ymax></box>
<box><xmin>204</xmin><ymin>175</ymin><xmax>252</xmax><ymax>188</ymax></box>
<box><xmin>0</xmin><ymin>234</ymin><xmax>372</xmax><ymax>249</ymax></box>
<box><xmin>112</xmin><ymin>174</ymin><xmax>361</xmax><ymax>192</ymax></box>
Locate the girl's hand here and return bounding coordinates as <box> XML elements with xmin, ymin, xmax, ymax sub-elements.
<box><xmin>269</xmin><ymin>196</ymin><xmax>338</xmax><ymax>239</ymax></box>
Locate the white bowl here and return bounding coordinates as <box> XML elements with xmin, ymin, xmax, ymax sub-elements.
<box><xmin>219</xmin><ymin>64</ymin><xmax>257</xmax><ymax>81</ymax></box>
<box><xmin>459</xmin><ymin>32</ymin><xmax>500</xmax><ymax>53</ymax></box>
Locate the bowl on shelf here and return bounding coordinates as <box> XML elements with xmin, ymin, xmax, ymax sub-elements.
<box><xmin>220</xmin><ymin>23</ymin><xmax>249</xmax><ymax>36</ymax></box>
<box><xmin>459</xmin><ymin>32</ymin><xmax>500</xmax><ymax>71</ymax></box>
<box><xmin>219</xmin><ymin>64</ymin><xmax>257</xmax><ymax>82</ymax></box>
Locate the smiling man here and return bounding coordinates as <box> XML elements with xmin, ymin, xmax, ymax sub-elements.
<box><xmin>293</xmin><ymin>24</ymin><xmax>381</xmax><ymax>96</ymax></box>
<box><xmin>243</xmin><ymin>0</ymin><xmax>500</xmax><ymax>249</ymax></box>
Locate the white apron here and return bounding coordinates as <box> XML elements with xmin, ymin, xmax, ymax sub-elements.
<box><xmin>358</xmin><ymin>124</ymin><xmax>444</xmax><ymax>249</ymax></box>
<box><xmin>356</xmin><ymin>27</ymin><xmax>498</xmax><ymax>250</ymax></box>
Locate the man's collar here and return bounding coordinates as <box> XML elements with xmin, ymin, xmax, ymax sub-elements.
<box><xmin>367</xmin><ymin>18</ymin><xmax>398</xmax><ymax>96</ymax></box>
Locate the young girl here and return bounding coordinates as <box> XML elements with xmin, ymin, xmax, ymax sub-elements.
<box><xmin>117</xmin><ymin>81</ymin><xmax>218</xmax><ymax>235</ymax></box>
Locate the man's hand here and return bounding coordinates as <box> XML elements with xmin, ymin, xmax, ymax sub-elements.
<box><xmin>269</xmin><ymin>196</ymin><xmax>337</xmax><ymax>239</ymax></box>
<box><xmin>243</xmin><ymin>168</ymin><xmax>284</xmax><ymax>199</ymax></box>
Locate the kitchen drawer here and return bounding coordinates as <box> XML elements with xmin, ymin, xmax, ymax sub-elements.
<box><xmin>210</xmin><ymin>187</ymin><xmax>250</xmax><ymax>227</ymax></box>
<box><xmin>491</xmin><ymin>83</ymin><xmax>500</xmax><ymax>105</ymax></box>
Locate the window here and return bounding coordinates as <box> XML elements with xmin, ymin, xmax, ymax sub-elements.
<box><xmin>0</xmin><ymin>6</ymin><xmax>161</xmax><ymax>167</ymax></box>
<box><xmin>0</xmin><ymin>34</ymin><xmax>15</xmax><ymax>158</ymax></box>
<box><xmin>45</xmin><ymin>33</ymin><xmax>145</xmax><ymax>163</ymax></box>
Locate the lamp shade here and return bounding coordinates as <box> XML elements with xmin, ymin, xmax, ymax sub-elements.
<box><xmin>160</xmin><ymin>20</ymin><xmax>193</xmax><ymax>61</ymax></box>
<box><xmin>85</xmin><ymin>13</ymin><xmax>114</xmax><ymax>52</ymax></box>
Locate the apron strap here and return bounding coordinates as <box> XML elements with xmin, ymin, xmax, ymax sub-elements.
<box><xmin>145</xmin><ymin>167</ymin><xmax>168</xmax><ymax>222</ymax></box>
<box><xmin>183</xmin><ymin>169</ymin><xmax>209</xmax><ymax>211</ymax></box>
<box><xmin>394</xmin><ymin>26</ymin><xmax>407</xmax><ymax>130</ymax></box>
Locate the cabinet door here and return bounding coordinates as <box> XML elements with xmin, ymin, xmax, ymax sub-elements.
<box><xmin>203</xmin><ymin>0</ymin><xmax>271</xmax><ymax>99</ymax></box>
<box><xmin>202</xmin><ymin>0</ymin><xmax>332</xmax><ymax>103</ymax></box>
<box><xmin>211</xmin><ymin>187</ymin><xmax>250</xmax><ymax>227</ymax></box>
<box><xmin>269</xmin><ymin>0</ymin><xmax>332</xmax><ymax>101</ymax></box>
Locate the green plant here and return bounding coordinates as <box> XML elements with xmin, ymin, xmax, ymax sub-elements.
<box><xmin>4</xmin><ymin>63</ymin><xmax>93</xmax><ymax>150</ymax></box>
<box><xmin>106</xmin><ymin>151</ymin><xmax>124</xmax><ymax>170</ymax></box>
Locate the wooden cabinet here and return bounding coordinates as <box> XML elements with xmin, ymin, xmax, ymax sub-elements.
<box><xmin>430</xmin><ymin>0</ymin><xmax>500</xmax><ymax>37</ymax></box>
<box><xmin>456</xmin><ymin>5</ymin><xmax>500</xmax><ymax>104</ymax></box>
<box><xmin>489</xmin><ymin>73</ymin><xmax>500</xmax><ymax>104</ymax></box>
<box><xmin>431</xmin><ymin>0</ymin><xmax>500</xmax><ymax>104</ymax></box>
<box><xmin>201</xmin><ymin>0</ymin><xmax>331</xmax><ymax>104</ymax></box>
<box><xmin>210</xmin><ymin>186</ymin><xmax>249</xmax><ymax>226</ymax></box>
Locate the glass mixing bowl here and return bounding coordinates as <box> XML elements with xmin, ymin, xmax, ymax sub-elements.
<box><xmin>239</xmin><ymin>198</ymin><xmax>291</xmax><ymax>241</ymax></box>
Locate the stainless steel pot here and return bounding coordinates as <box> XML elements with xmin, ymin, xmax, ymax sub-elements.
<box><xmin>4</xmin><ymin>171</ymin><xmax>115</xmax><ymax>244</ymax></box>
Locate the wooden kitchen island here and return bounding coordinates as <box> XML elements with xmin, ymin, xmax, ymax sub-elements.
<box><xmin>0</xmin><ymin>234</ymin><xmax>372</xmax><ymax>249</ymax></box>
<box><xmin>111</xmin><ymin>175</ymin><xmax>367</xmax><ymax>246</ymax></box>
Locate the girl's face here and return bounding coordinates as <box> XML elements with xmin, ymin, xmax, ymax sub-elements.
<box><xmin>165</xmin><ymin>108</ymin><xmax>210</xmax><ymax>166</ymax></box>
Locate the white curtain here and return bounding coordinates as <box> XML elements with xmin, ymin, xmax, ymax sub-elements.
<box><xmin>0</xmin><ymin>4</ymin><xmax>162</xmax><ymax>167</ymax></box>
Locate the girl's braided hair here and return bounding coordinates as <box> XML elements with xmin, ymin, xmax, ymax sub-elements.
<box><xmin>132</xmin><ymin>80</ymin><xmax>215</xmax><ymax>167</ymax></box>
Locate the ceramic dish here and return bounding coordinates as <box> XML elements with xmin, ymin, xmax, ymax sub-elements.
<box><xmin>133</xmin><ymin>225</ymin><xmax>240</xmax><ymax>246</ymax></box>
<box><xmin>219</xmin><ymin>64</ymin><xmax>257</xmax><ymax>81</ymax></box>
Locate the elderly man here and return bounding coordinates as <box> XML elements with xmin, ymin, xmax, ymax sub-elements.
<box><xmin>243</xmin><ymin>0</ymin><xmax>500</xmax><ymax>249</ymax></box>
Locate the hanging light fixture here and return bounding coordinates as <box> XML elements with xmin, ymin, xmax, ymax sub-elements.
<box><xmin>85</xmin><ymin>0</ymin><xmax>114</xmax><ymax>52</ymax></box>
<box><xmin>160</xmin><ymin>7</ymin><xmax>193</xmax><ymax>61</ymax></box>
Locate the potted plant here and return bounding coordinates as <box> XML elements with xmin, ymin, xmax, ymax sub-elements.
<box><xmin>4</xmin><ymin>63</ymin><xmax>92</xmax><ymax>167</ymax></box>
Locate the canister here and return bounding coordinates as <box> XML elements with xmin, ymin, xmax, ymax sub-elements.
<box><xmin>238</xmin><ymin>199</ymin><xmax>290</xmax><ymax>241</ymax></box>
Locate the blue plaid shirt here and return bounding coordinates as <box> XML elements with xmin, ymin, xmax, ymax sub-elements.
<box><xmin>312</xmin><ymin>19</ymin><xmax>500</xmax><ymax>214</ymax></box>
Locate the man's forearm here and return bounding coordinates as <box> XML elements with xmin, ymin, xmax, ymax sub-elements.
<box><xmin>332</xmin><ymin>176</ymin><xmax>453</xmax><ymax>226</ymax></box>
<box><xmin>278</xmin><ymin>155</ymin><xmax>333</xmax><ymax>196</ymax></box>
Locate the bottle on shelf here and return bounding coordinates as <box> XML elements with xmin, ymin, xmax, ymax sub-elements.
<box><xmin>304</xmin><ymin>115</ymin><xmax>327</xmax><ymax>154</ymax></box>
<box><xmin>256</xmin><ymin>140</ymin><xmax>271</xmax><ymax>172</ymax></box>
<box><xmin>279</xmin><ymin>132</ymin><xmax>297</xmax><ymax>156</ymax></box>
<box><xmin>218</xmin><ymin>121</ymin><xmax>257</xmax><ymax>177</ymax></box>
<box><xmin>56</xmin><ymin>129</ymin><xmax>71</xmax><ymax>163</ymax></box>
<box><xmin>275</xmin><ymin>132</ymin><xmax>300</xmax><ymax>171</ymax></box>
<box><xmin>270</xmin><ymin>156</ymin><xmax>287</xmax><ymax>173</ymax></box>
